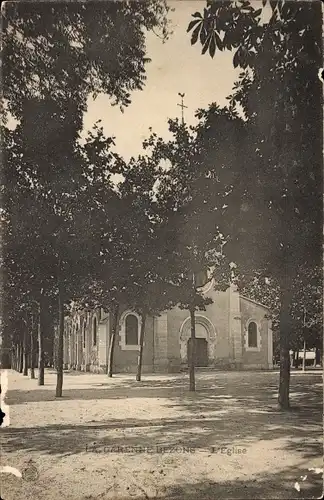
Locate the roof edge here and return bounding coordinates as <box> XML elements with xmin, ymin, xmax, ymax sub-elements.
<box><xmin>239</xmin><ymin>294</ymin><xmax>270</xmax><ymax>311</ymax></box>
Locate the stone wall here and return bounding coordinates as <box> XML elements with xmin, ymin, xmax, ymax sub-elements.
<box><xmin>166</xmin><ymin>288</ymin><xmax>232</xmax><ymax>369</ymax></box>
<box><xmin>154</xmin><ymin>312</ymin><xmax>170</xmax><ymax>372</ymax></box>
<box><xmin>240</xmin><ymin>296</ymin><xmax>270</xmax><ymax>369</ymax></box>
<box><xmin>64</xmin><ymin>307</ymin><xmax>155</xmax><ymax>374</ymax></box>
<box><xmin>202</xmin><ymin>289</ymin><xmax>231</xmax><ymax>363</ymax></box>
<box><xmin>62</xmin><ymin>292</ymin><xmax>273</xmax><ymax>373</ymax></box>
<box><xmin>228</xmin><ymin>285</ymin><xmax>243</xmax><ymax>368</ymax></box>
<box><xmin>112</xmin><ymin>310</ymin><xmax>155</xmax><ymax>373</ymax></box>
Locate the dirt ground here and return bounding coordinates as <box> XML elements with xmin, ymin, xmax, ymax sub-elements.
<box><xmin>1</xmin><ymin>368</ymin><xmax>322</xmax><ymax>499</ymax></box>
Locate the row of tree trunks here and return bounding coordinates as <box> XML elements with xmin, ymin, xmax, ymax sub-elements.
<box><xmin>106</xmin><ymin>305</ymin><xmax>195</xmax><ymax>386</ymax></box>
<box><xmin>49</xmin><ymin>301</ymin><xmax>148</xmax><ymax>384</ymax></box>
<box><xmin>11</xmin><ymin>343</ymin><xmax>23</xmax><ymax>372</ymax></box>
<box><xmin>106</xmin><ymin>304</ymin><xmax>197</xmax><ymax>388</ymax></box>
<box><xmin>9</xmin><ymin>298</ymin><xmax>45</xmax><ymax>386</ymax></box>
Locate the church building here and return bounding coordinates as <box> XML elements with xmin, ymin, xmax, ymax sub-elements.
<box><xmin>62</xmin><ymin>277</ymin><xmax>273</xmax><ymax>373</ymax></box>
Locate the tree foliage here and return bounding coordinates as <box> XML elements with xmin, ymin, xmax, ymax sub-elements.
<box><xmin>144</xmin><ymin>117</ymin><xmax>237</xmax><ymax>388</ymax></box>
<box><xmin>188</xmin><ymin>0</ymin><xmax>322</xmax><ymax>408</ymax></box>
<box><xmin>2</xmin><ymin>0</ymin><xmax>171</xmax><ymax>122</ymax></box>
<box><xmin>1</xmin><ymin>1</ymin><xmax>172</xmax><ymax>388</ymax></box>
<box><xmin>188</xmin><ymin>0</ymin><xmax>322</xmax><ymax>271</ymax></box>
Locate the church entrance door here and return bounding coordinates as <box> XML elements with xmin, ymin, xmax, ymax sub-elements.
<box><xmin>187</xmin><ymin>338</ymin><xmax>208</xmax><ymax>367</ymax></box>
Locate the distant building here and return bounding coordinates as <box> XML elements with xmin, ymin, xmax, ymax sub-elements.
<box><xmin>62</xmin><ymin>278</ymin><xmax>273</xmax><ymax>373</ymax></box>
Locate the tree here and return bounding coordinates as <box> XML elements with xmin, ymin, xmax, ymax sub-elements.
<box><xmin>73</xmin><ymin>148</ymin><xmax>129</xmax><ymax>379</ymax></box>
<box><xmin>291</xmin><ymin>264</ymin><xmax>322</xmax><ymax>370</ymax></box>
<box><xmin>233</xmin><ymin>262</ymin><xmax>322</xmax><ymax>369</ymax></box>
<box><xmin>2</xmin><ymin>1</ymin><xmax>172</xmax><ymax>388</ymax></box>
<box><xmin>58</xmin><ymin>123</ymin><xmax>131</xmax><ymax>380</ymax></box>
<box><xmin>80</xmin><ymin>151</ymin><xmax>176</xmax><ymax>380</ymax></box>
<box><xmin>188</xmin><ymin>0</ymin><xmax>322</xmax><ymax>409</ymax></box>
<box><xmin>115</xmin><ymin>155</ymin><xmax>181</xmax><ymax>382</ymax></box>
<box><xmin>2</xmin><ymin>1</ymin><xmax>171</xmax><ymax>122</ymax></box>
<box><xmin>146</xmin><ymin>118</ymin><xmax>228</xmax><ymax>390</ymax></box>
<box><xmin>52</xmin><ymin>121</ymin><xmax>127</xmax><ymax>395</ymax></box>
<box><xmin>2</xmin><ymin>100</ymin><xmax>122</xmax><ymax>394</ymax></box>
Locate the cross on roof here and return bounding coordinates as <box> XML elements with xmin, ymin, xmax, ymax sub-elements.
<box><xmin>177</xmin><ymin>92</ymin><xmax>188</xmax><ymax>125</ymax></box>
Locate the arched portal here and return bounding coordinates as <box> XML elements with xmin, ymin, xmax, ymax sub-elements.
<box><xmin>179</xmin><ymin>315</ymin><xmax>216</xmax><ymax>365</ymax></box>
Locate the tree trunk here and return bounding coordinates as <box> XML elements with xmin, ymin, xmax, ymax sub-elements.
<box><xmin>278</xmin><ymin>278</ymin><xmax>292</xmax><ymax>410</ymax></box>
<box><xmin>30</xmin><ymin>313</ymin><xmax>36</xmax><ymax>379</ymax></box>
<box><xmin>11</xmin><ymin>346</ymin><xmax>15</xmax><ymax>370</ymax></box>
<box><xmin>55</xmin><ymin>284</ymin><xmax>64</xmax><ymax>397</ymax></box>
<box><xmin>189</xmin><ymin>307</ymin><xmax>196</xmax><ymax>392</ymax></box>
<box><xmin>136</xmin><ymin>312</ymin><xmax>147</xmax><ymax>382</ymax></box>
<box><xmin>17</xmin><ymin>345</ymin><xmax>20</xmax><ymax>371</ymax></box>
<box><xmin>302</xmin><ymin>339</ymin><xmax>306</xmax><ymax>372</ymax></box>
<box><xmin>313</xmin><ymin>348</ymin><xmax>317</xmax><ymax>367</ymax></box>
<box><xmin>15</xmin><ymin>345</ymin><xmax>18</xmax><ymax>371</ymax></box>
<box><xmin>15</xmin><ymin>345</ymin><xmax>19</xmax><ymax>371</ymax></box>
<box><xmin>18</xmin><ymin>343</ymin><xmax>23</xmax><ymax>373</ymax></box>
<box><xmin>53</xmin><ymin>325</ymin><xmax>58</xmax><ymax>371</ymax></box>
<box><xmin>1</xmin><ymin>349</ymin><xmax>11</xmax><ymax>369</ymax></box>
<box><xmin>12</xmin><ymin>345</ymin><xmax>17</xmax><ymax>371</ymax></box>
<box><xmin>290</xmin><ymin>350</ymin><xmax>294</xmax><ymax>368</ymax></box>
<box><xmin>23</xmin><ymin>324</ymin><xmax>28</xmax><ymax>376</ymax></box>
<box><xmin>0</xmin><ymin>327</ymin><xmax>11</xmax><ymax>369</ymax></box>
<box><xmin>107</xmin><ymin>304</ymin><xmax>119</xmax><ymax>377</ymax></box>
<box><xmin>10</xmin><ymin>348</ymin><xmax>14</xmax><ymax>370</ymax></box>
<box><xmin>294</xmin><ymin>349</ymin><xmax>299</xmax><ymax>369</ymax></box>
<box><xmin>48</xmin><ymin>323</ymin><xmax>55</xmax><ymax>368</ymax></box>
<box><xmin>38</xmin><ymin>293</ymin><xmax>45</xmax><ymax>385</ymax></box>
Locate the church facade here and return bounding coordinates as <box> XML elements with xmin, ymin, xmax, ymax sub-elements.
<box><xmin>62</xmin><ymin>279</ymin><xmax>273</xmax><ymax>373</ymax></box>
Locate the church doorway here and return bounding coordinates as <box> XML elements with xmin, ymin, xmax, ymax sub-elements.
<box><xmin>187</xmin><ymin>338</ymin><xmax>208</xmax><ymax>367</ymax></box>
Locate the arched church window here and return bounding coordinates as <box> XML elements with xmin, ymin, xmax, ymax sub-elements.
<box><xmin>125</xmin><ymin>314</ymin><xmax>138</xmax><ymax>345</ymax></box>
<box><xmin>248</xmin><ymin>321</ymin><xmax>258</xmax><ymax>348</ymax></box>
<box><xmin>93</xmin><ymin>317</ymin><xmax>97</xmax><ymax>346</ymax></box>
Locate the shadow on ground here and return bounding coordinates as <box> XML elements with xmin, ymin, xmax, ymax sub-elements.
<box><xmin>102</xmin><ymin>465</ymin><xmax>323</xmax><ymax>500</ymax></box>
<box><xmin>2</xmin><ymin>370</ymin><xmax>322</xmax><ymax>500</ymax></box>
<box><xmin>3</xmin><ymin>373</ymin><xmax>322</xmax><ymax>461</ymax></box>
<box><xmin>5</xmin><ymin>370</ymin><xmax>322</xmax><ymax>406</ymax></box>
<box><xmin>114</xmin><ymin>465</ymin><xmax>322</xmax><ymax>500</ymax></box>
<box><xmin>1</xmin><ymin>460</ymin><xmax>322</xmax><ymax>500</ymax></box>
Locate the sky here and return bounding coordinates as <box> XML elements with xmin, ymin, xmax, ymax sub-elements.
<box><xmin>82</xmin><ymin>0</ymin><xmax>240</xmax><ymax>162</ymax></box>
